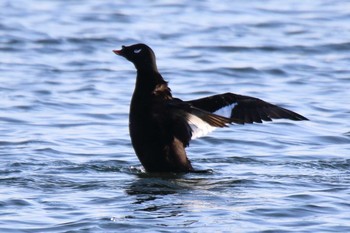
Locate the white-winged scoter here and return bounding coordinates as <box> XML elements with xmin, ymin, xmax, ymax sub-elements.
<box><xmin>113</xmin><ymin>43</ymin><xmax>308</xmax><ymax>173</ymax></box>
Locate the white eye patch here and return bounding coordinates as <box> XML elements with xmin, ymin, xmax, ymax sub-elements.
<box><xmin>133</xmin><ymin>48</ymin><xmax>142</xmax><ymax>54</ymax></box>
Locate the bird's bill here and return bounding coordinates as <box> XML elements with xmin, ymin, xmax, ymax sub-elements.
<box><xmin>113</xmin><ymin>49</ymin><xmax>122</xmax><ymax>55</ymax></box>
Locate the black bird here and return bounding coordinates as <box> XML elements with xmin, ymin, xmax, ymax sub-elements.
<box><xmin>113</xmin><ymin>43</ymin><xmax>308</xmax><ymax>173</ymax></box>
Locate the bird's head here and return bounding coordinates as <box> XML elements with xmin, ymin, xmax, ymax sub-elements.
<box><xmin>113</xmin><ymin>43</ymin><xmax>157</xmax><ymax>71</ymax></box>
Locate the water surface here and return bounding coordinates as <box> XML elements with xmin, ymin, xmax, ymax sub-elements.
<box><xmin>1</xmin><ymin>0</ymin><xmax>350</xmax><ymax>232</ymax></box>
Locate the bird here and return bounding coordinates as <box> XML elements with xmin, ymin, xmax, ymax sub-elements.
<box><xmin>113</xmin><ymin>43</ymin><xmax>308</xmax><ymax>173</ymax></box>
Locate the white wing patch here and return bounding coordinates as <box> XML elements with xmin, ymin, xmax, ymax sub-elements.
<box><xmin>187</xmin><ymin>103</ymin><xmax>237</xmax><ymax>139</ymax></box>
<box><xmin>213</xmin><ymin>103</ymin><xmax>237</xmax><ymax>118</ymax></box>
<box><xmin>187</xmin><ymin>114</ymin><xmax>216</xmax><ymax>139</ymax></box>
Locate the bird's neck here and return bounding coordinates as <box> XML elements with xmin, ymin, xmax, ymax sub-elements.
<box><xmin>134</xmin><ymin>69</ymin><xmax>172</xmax><ymax>99</ymax></box>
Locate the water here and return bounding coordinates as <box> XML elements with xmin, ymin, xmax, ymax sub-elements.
<box><xmin>1</xmin><ymin>0</ymin><xmax>350</xmax><ymax>232</ymax></box>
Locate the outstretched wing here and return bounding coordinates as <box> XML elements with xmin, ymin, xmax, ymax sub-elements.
<box><xmin>166</xmin><ymin>99</ymin><xmax>231</xmax><ymax>142</ymax></box>
<box><xmin>186</xmin><ymin>92</ymin><xmax>308</xmax><ymax>124</ymax></box>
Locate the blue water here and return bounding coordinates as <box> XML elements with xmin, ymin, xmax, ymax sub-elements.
<box><xmin>1</xmin><ymin>0</ymin><xmax>350</xmax><ymax>232</ymax></box>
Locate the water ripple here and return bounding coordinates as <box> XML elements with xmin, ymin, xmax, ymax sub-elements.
<box><xmin>1</xmin><ymin>0</ymin><xmax>350</xmax><ymax>232</ymax></box>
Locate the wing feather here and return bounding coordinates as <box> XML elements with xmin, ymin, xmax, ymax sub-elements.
<box><xmin>187</xmin><ymin>92</ymin><xmax>308</xmax><ymax>124</ymax></box>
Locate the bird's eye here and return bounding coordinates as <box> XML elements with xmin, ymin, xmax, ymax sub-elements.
<box><xmin>133</xmin><ymin>48</ymin><xmax>142</xmax><ymax>54</ymax></box>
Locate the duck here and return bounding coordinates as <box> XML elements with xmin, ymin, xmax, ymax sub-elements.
<box><xmin>113</xmin><ymin>43</ymin><xmax>308</xmax><ymax>173</ymax></box>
